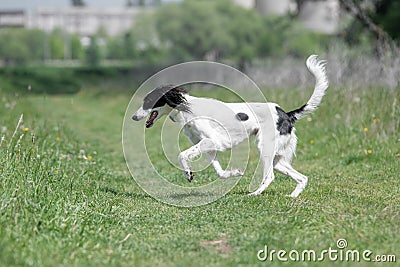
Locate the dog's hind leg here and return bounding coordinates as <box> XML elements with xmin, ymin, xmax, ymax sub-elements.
<box><xmin>274</xmin><ymin>160</ymin><xmax>308</xmax><ymax>198</ymax></box>
<box><xmin>206</xmin><ymin>151</ymin><xmax>244</xmax><ymax>179</ymax></box>
<box><xmin>178</xmin><ymin>138</ymin><xmax>218</xmax><ymax>182</ymax></box>
<box><xmin>249</xmin><ymin>131</ymin><xmax>276</xmax><ymax>196</ymax></box>
<box><xmin>248</xmin><ymin>167</ymin><xmax>275</xmax><ymax>196</ymax></box>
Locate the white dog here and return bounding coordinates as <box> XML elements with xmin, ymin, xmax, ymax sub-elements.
<box><xmin>132</xmin><ymin>55</ymin><xmax>328</xmax><ymax>197</ymax></box>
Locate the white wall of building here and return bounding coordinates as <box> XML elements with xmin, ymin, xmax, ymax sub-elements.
<box><xmin>27</xmin><ymin>7</ymin><xmax>144</xmax><ymax>36</ymax></box>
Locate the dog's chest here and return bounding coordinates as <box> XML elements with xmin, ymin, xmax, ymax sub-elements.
<box><xmin>181</xmin><ymin>116</ymin><xmax>248</xmax><ymax>150</ymax></box>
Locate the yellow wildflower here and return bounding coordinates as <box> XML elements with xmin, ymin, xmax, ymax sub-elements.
<box><xmin>363</xmin><ymin>127</ymin><xmax>368</xmax><ymax>132</ymax></box>
<box><xmin>54</xmin><ymin>169</ymin><xmax>59</xmax><ymax>174</ymax></box>
<box><xmin>87</xmin><ymin>155</ymin><xmax>93</xmax><ymax>161</ymax></box>
<box><xmin>310</xmin><ymin>139</ymin><xmax>315</xmax><ymax>145</ymax></box>
<box><xmin>56</xmin><ymin>136</ymin><xmax>61</xmax><ymax>141</ymax></box>
<box><xmin>372</xmin><ymin>118</ymin><xmax>378</xmax><ymax>124</ymax></box>
<box><xmin>367</xmin><ymin>149</ymin><xmax>372</xmax><ymax>154</ymax></box>
<box><xmin>23</xmin><ymin>127</ymin><xmax>29</xmax><ymax>132</ymax></box>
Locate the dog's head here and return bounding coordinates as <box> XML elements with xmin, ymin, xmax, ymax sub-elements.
<box><xmin>132</xmin><ymin>85</ymin><xmax>190</xmax><ymax>128</ymax></box>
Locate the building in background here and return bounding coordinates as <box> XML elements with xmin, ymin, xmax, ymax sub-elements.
<box><xmin>0</xmin><ymin>0</ymin><xmax>341</xmax><ymax>36</ymax></box>
<box><xmin>29</xmin><ymin>8</ymin><xmax>143</xmax><ymax>37</ymax></box>
<box><xmin>0</xmin><ymin>10</ymin><xmax>25</xmax><ymax>28</ymax></box>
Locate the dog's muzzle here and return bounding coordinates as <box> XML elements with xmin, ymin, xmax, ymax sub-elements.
<box><xmin>132</xmin><ymin>106</ymin><xmax>150</xmax><ymax>121</ymax></box>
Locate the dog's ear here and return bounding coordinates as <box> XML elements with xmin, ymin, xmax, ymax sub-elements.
<box><xmin>164</xmin><ymin>87</ymin><xmax>191</xmax><ymax>112</ymax></box>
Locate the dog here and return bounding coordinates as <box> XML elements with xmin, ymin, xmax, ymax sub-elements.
<box><xmin>132</xmin><ymin>55</ymin><xmax>328</xmax><ymax>197</ymax></box>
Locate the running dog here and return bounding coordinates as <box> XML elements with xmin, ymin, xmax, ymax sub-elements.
<box><xmin>132</xmin><ymin>55</ymin><xmax>328</xmax><ymax>197</ymax></box>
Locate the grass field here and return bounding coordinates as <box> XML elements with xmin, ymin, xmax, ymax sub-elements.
<box><xmin>0</xmin><ymin>84</ymin><xmax>399</xmax><ymax>266</ymax></box>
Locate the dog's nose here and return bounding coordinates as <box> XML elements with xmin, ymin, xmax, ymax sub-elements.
<box><xmin>132</xmin><ymin>114</ymin><xmax>139</xmax><ymax>121</ymax></box>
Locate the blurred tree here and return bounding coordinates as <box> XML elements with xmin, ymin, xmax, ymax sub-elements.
<box><xmin>50</xmin><ymin>29</ymin><xmax>65</xmax><ymax>60</ymax></box>
<box><xmin>372</xmin><ymin>0</ymin><xmax>400</xmax><ymax>40</ymax></box>
<box><xmin>339</xmin><ymin>0</ymin><xmax>395</xmax><ymax>56</ymax></box>
<box><xmin>157</xmin><ymin>1</ymin><xmax>266</xmax><ymax>64</ymax></box>
<box><xmin>70</xmin><ymin>34</ymin><xmax>84</xmax><ymax>60</ymax></box>
<box><xmin>0</xmin><ymin>29</ymin><xmax>46</xmax><ymax>65</ymax></box>
<box><xmin>71</xmin><ymin>0</ymin><xmax>86</xmax><ymax>7</ymax></box>
<box><xmin>146</xmin><ymin>0</ymin><xmax>330</xmax><ymax>67</ymax></box>
<box><xmin>106</xmin><ymin>37</ymin><xmax>125</xmax><ymax>59</ymax></box>
<box><xmin>126</xmin><ymin>0</ymin><xmax>134</xmax><ymax>7</ymax></box>
<box><xmin>106</xmin><ymin>32</ymin><xmax>136</xmax><ymax>60</ymax></box>
<box><xmin>85</xmin><ymin>36</ymin><xmax>102</xmax><ymax>66</ymax></box>
<box><xmin>130</xmin><ymin>12</ymin><xmax>169</xmax><ymax>63</ymax></box>
<box><xmin>156</xmin><ymin>1</ymin><xmax>234</xmax><ymax>61</ymax></box>
<box><xmin>0</xmin><ymin>38</ymin><xmax>30</xmax><ymax>65</ymax></box>
<box><xmin>216</xmin><ymin>1</ymin><xmax>264</xmax><ymax>70</ymax></box>
<box><xmin>124</xmin><ymin>32</ymin><xmax>136</xmax><ymax>59</ymax></box>
<box><xmin>257</xmin><ymin>16</ymin><xmax>291</xmax><ymax>58</ymax></box>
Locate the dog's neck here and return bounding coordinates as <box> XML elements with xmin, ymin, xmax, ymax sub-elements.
<box><xmin>168</xmin><ymin>93</ymin><xmax>193</xmax><ymax>125</ymax></box>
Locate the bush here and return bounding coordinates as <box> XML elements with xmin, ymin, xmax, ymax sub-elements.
<box><xmin>0</xmin><ymin>68</ymin><xmax>80</xmax><ymax>94</ymax></box>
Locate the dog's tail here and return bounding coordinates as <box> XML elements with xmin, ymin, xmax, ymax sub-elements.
<box><xmin>287</xmin><ymin>55</ymin><xmax>329</xmax><ymax>122</ymax></box>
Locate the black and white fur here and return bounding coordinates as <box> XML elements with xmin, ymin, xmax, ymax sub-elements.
<box><xmin>132</xmin><ymin>55</ymin><xmax>328</xmax><ymax>197</ymax></box>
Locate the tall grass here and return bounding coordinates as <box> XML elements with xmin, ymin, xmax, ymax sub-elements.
<box><xmin>250</xmin><ymin>47</ymin><xmax>400</xmax><ymax>91</ymax></box>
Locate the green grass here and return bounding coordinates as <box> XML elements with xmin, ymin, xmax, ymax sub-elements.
<box><xmin>0</xmin><ymin>85</ymin><xmax>399</xmax><ymax>266</ymax></box>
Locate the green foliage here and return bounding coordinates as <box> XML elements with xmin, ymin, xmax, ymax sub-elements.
<box><xmin>106</xmin><ymin>33</ymin><xmax>136</xmax><ymax>60</ymax></box>
<box><xmin>129</xmin><ymin>11</ymin><xmax>170</xmax><ymax>63</ymax></box>
<box><xmin>85</xmin><ymin>37</ymin><xmax>103</xmax><ymax>66</ymax></box>
<box><xmin>0</xmin><ymin>28</ymin><xmax>86</xmax><ymax>64</ymax></box>
<box><xmin>155</xmin><ymin>0</ymin><xmax>231</xmax><ymax>61</ymax></box>
<box><xmin>0</xmin><ymin>63</ymin><xmax>174</xmax><ymax>94</ymax></box>
<box><xmin>49</xmin><ymin>29</ymin><xmax>66</xmax><ymax>60</ymax></box>
<box><xmin>373</xmin><ymin>0</ymin><xmax>400</xmax><ymax>40</ymax></box>
<box><xmin>153</xmin><ymin>0</ymin><xmax>329</xmax><ymax>65</ymax></box>
<box><xmin>342</xmin><ymin>0</ymin><xmax>400</xmax><ymax>47</ymax></box>
<box><xmin>0</xmin><ymin>67</ymin><xmax>80</xmax><ymax>94</ymax></box>
<box><xmin>0</xmin><ymin>0</ymin><xmax>380</xmax><ymax>67</ymax></box>
<box><xmin>217</xmin><ymin>2</ymin><xmax>264</xmax><ymax>64</ymax></box>
<box><xmin>0</xmin><ymin>29</ymin><xmax>46</xmax><ymax>65</ymax></box>
<box><xmin>284</xmin><ymin>24</ymin><xmax>330</xmax><ymax>57</ymax></box>
<box><xmin>71</xmin><ymin>34</ymin><xmax>84</xmax><ymax>60</ymax></box>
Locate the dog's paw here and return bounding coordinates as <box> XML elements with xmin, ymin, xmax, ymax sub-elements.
<box><xmin>219</xmin><ymin>169</ymin><xmax>244</xmax><ymax>179</ymax></box>
<box><xmin>231</xmin><ymin>169</ymin><xmax>244</xmax><ymax>176</ymax></box>
<box><xmin>248</xmin><ymin>191</ymin><xmax>261</xmax><ymax>196</ymax></box>
<box><xmin>184</xmin><ymin>170</ymin><xmax>195</xmax><ymax>182</ymax></box>
<box><xmin>288</xmin><ymin>185</ymin><xmax>305</xmax><ymax>198</ymax></box>
<box><xmin>288</xmin><ymin>191</ymin><xmax>300</xmax><ymax>198</ymax></box>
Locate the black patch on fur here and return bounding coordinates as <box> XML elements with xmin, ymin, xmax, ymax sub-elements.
<box><xmin>143</xmin><ymin>85</ymin><xmax>190</xmax><ymax>112</ymax></box>
<box><xmin>287</xmin><ymin>104</ymin><xmax>307</xmax><ymax>122</ymax></box>
<box><xmin>276</xmin><ymin>106</ymin><xmax>294</xmax><ymax>135</ymax></box>
<box><xmin>236</xmin><ymin>112</ymin><xmax>249</xmax><ymax>121</ymax></box>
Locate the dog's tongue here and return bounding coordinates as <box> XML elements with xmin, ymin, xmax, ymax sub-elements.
<box><xmin>146</xmin><ymin>111</ymin><xmax>158</xmax><ymax>128</ymax></box>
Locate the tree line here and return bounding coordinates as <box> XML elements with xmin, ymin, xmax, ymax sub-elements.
<box><xmin>0</xmin><ymin>0</ymin><xmax>398</xmax><ymax>68</ymax></box>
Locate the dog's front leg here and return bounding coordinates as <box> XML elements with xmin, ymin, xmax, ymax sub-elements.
<box><xmin>178</xmin><ymin>138</ymin><xmax>217</xmax><ymax>182</ymax></box>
